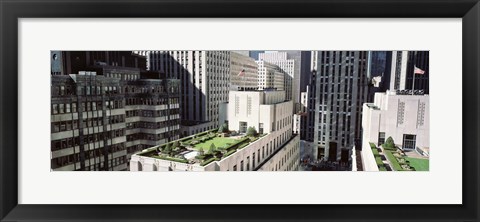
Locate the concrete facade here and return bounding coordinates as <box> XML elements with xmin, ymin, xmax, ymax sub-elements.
<box><xmin>129</xmin><ymin>89</ymin><xmax>300</xmax><ymax>171</ymax></box>
<box><xmin>51</xmin><ymin>67</ymin><xmax>181</xmax><ymax>171</ymax></box>
<box><xmin>256</xmin><ymin>60</ymin><xmax>285</xmax><ymax>91</ymax></box>
<box><xmin>385</xmin><ymin>51</ymin><xmax>430</xmax><ymax>94</ymax></box>
<box><xmin>147</xmin><ymin>51</ymin><xmax>231</xmax><ymax>133</ymax></box>
<box><xmin>258</xmin><ymin>52</ymin><xmax>296</xmax><ymax>106</ymax></box>
<box><xmin>361</xmin><ymin>91</ymin><xmax>430</xmax><ymax>171</ymax></box>
<box><xmin>230</xmin><ymin>52</ymin><xmax>258</xmax><ymax>91</ymax></box>
<box><xmin>306</xmin><ymin>51</ymin><xmax>369</xmax><ymax>161</ymax></box>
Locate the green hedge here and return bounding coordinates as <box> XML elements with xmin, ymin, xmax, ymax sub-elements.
<box><xmin>383</xmin><ymin>146</ymin><xmax>397</xmax><ymax>151</ymax></box>
<box><xmin>384</xmin><ymin>150</ymin><xmax>403</xmax><ymax>171</ymax></box>
<box><xmin>152</xmin><ymin>155</ymin><xmax>188</xmax><ymax>163</ymax></box>
<box><xmin>237</xmin><ymin>143</ymin><xmax>249</xmax><ymax>150</ymax></box>
<box><xmin>225</xmin><ymin>137</ymin><xmax>250</xmax><ymax>151</ymax></box>
<box><xmin>223</xmin><ymin>149</ymin><xmax>237</xmax><ymax>158</ymax></box>
<box><xmin>371</xmin><ymin>147</ymin><xmax>380</xmax><ymax>156</ymax></box>
<box><xmin>200</xmin><ymin>157</ymin><xmax>218</xmax><ymax>166</ymax></box>
<box><xmin>195</xmin><ymin>155</ymin><xmax>206</xmax><ymax>160</ymax></box>
<box><xmin>375</xmin><ymin>156</ymin><xmax>383</xmax><ymax>165</ymax></box>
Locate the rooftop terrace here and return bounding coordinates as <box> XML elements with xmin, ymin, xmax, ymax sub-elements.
<box><xmin>136</xmin><ymin>128</ymin><xmax>267</xmax><ymax>167</ymax></box>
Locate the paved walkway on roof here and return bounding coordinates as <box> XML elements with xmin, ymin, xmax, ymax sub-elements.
<box><xmin>404</xmin><ymin>150</ymin><xmax>429</xmax><ymax>159</ymax></box>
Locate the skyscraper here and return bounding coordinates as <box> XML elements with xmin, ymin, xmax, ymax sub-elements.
<box><xmin>148</xmin><ymin>51</ymin><xmax>231</xmax><ymax>136</ymax></box>
<box><xmin>50</xmin><ymin>51</ymin><xmax>180</xmax><ymax>171</ymax></box>
<box><xmin>230</xmin><ymin>51</ymin><xmax>259</xmax><ymax>91</ymax></box>
<box><xmin>305</xmin><ymin>51</ymin><xmax>369</xmax><ymax>161</ymax></box>
<box><xmin>258</xmin><ymin>51</ymin><xmax>296</xmax><ymax>108</ymax></box>
<box><xmin>256</xmin><ymin>60</ymin><xmax>285</xmax><ymax>91</ymax></box>
<box><xmin>383</xmin><ymin>51</ymin><xmax>429</xmax><ymax>94</ymax></box>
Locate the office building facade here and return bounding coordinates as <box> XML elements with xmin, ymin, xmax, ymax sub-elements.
<box><xmin>50</xmin><ymin>51</ymin><xmax>180</xmax><ymax>171</ymax></box>
<box><xmin>256</xmin><ymin>60</ymin><xmax>285</xmax><ymax>91</ymax></box>
<box><xmin>258</xmin><ymin>51</ymin><xmax>296</xmax><ymax>106</ymax></box>
<box><xmin>361</xmin><ymin>91</ymin><xmax>430</xmax><ymax>171</ymax></box>
<box><xmin>147</xmin><ymin>51</ymin><xmax>231</xmax><ymax>135</ymax></box>
<box><xmin>305</xmin><ymin>51</ymin><xmax>369</xmax><ymax>161</ymax></box>
<box><xmin>230</xmin><ymin>52</ymin><xmax>259</xmax><ymax>91</ymax></box>
<box><xmin>130</xmin><ymin>89</ymin><xmax>300</xmax><ymax>171</ymax></box>
<box><xmin>384</xmin><ymin>51</ymin><xmax>430</xmax><ymax>94</ymax></box>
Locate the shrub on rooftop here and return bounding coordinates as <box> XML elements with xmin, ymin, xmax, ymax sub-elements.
<box><xmin>246</xmin><ymin>126</ymin><xmax>257</xmax><ymax>137</ymax></box>
<box><xmin>383</xmin><ymin>136</ymin><xmax>396</xmax><ymax>150</ymax></box>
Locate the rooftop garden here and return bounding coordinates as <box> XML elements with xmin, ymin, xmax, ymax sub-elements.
<box><xmin>136</xmin><ymin>123</ymin><xmax>266</xmax><ymax>166</ymax></box>
<box><xmin>381</xmin><ymin>137</ymin><xmax>416</xmax><ymax>171</ymax></box>
<box><xmin>405</xmin><ymin>157</ymin><xmax>429</xmax><ymax>171</ymax></box>
<box><xmin>370</xmin><ymin>143</ymin><xmax>386</xmax><ymax>171</ymax></box>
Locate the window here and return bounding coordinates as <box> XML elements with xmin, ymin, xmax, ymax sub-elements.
<box><xmin>239</xmin><ymin>121</ymin><xmax>247</xmax><ymax>134</ymax></box>
<box><xmin>52</xmin><ymin>104</ymin><xmax>58</xmax><ymax>114</ymax></box>
<box><xmin>397</xmin><ymin>101</ymin><xmax>405</xmax><ymax>125</ymax></box>
<box><xmin>240</xmin><ymin>161</ymin><xmax>244</xmax><ymax>171</ymax></box>
<box><xmin>72</xmin><ymin>103</ymin><xmax>77</xmax><ymax>112</ymax></box>
<box><xmin>259</xmin><ymin>123</ymin><xmax>264</xmax><ymax>134</ymax></box>
<box><xmin>257</xmin><ymin>149</ymin><xmax>260</xmax><ymax>163</ymax></box>
<box><xmin>59</xmin><ymin>104</ymin><xmax>65</xmax><ymax>114</ymax></box>
<box><xmin>378</xmin><ymin>132</ymin><xmax>386</xmax><ymax>145</ymax></box>
<box><xmin>246</xmin><ymin>156</ymin><xmax>250</xmax><ymax>171</ymax></box>
<box><xmin>252</xmin><ymin>153</ymin><xmax>255</xmax><ymax>169</ymax></box>
<box><xmin>402</xmin><ymin>134</ymin><xmax>416</xmax><ymax>150</ymax></box>
<box><xmin>233</xmin><ymin>165</ymin><xmax>237</xmax><ymax>171</ymax></box>
<box><xmin>66</xmin><ymin>104</ymin><xmax>71</xmax><ymax>113</ymax></box>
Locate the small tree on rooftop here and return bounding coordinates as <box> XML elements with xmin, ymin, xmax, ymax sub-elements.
<box><xmin>246</xmin><ymin>126</ymin><xmax>257</xmax><ymax>137</ymax></box>
<box><xmin>218</xmin><ymin>123</ymin><xmax>229</xmax><ymax>133</ymax></box>
<box><xmin>208</xmin><ymin>143</ymin><xmax>216</xmax><ymax>154</ymax></box>
<box><xmin>384</xmin><ymin>136</ymin><xmax>395</xmax><ymax>149</ymax></box>
<box><xmin>164</xmin><ymin>143</ymin><xmax>172</xmax><ymax>155</ymax></box>
<box><xmin>172</xmin><ymin>141</ymin><xmax>180</xmax><ymax>149</ymax></box>
<box><xmin>222</xmin><ymin>123</ymin><xmax>229</xmax><ymax>133</ymax></box>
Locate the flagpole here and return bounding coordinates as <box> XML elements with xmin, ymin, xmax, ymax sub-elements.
<box><xmin>412</xmin><ymin>52</ymin><xmax>416</xmax><ymax>95</ymax></box>
<box><xmin>412</xmin><ymin>70</ymin><xmax>415</xmax><ymax>95</ymax></box>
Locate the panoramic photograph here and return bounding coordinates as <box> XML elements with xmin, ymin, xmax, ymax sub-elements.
<box><xmin>50</xmin><ymin>50</ymin><xmax>429</xmax><ymax>171</ymax></box>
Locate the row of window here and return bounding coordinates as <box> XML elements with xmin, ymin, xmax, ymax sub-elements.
<box><xmin>230</xmin><ymin>131</ymin><xmax>293</xmax><ymax>171</ymax></box>
<box><xmin>272</xmin><ymin>143</ymin><xmax>299</xmax><ymax>171</ymax></box>
<box><xmin>51</xmin><ymin>114</ymin><xmax>125</xmax><ymax>133</ymax></box>
<box><xmin>126</xmin><ymin>120</ymin><xmax>179</xmax><ymax>130</ymax></box>
<box><xmin>125</xmin><ymin>84</ymin><xmax>179</xmax><ymax>94</ymax></box>
<box><xmin>51</xmin><ymin>100</ymin><xmax>125</xmax><ymax>115</ymax></box>
<box><xmin>52</xmin><ymin>152</ymin><xmax>127</xmax><ymax>170</ymax></box>
<box><xmin>126</xmin><ymin>109</ymin><xmax>179</xmax><ymax>118</ymax></box>
<box><xmin>125</xmin><ymin>97</ymin><xmax>179</xmax><ymax>106</ymax></box>
<box><xmin>126</xmin><ymin>131</ymin><xmax>175</xmax><ymax>142</ymax></box>
<box><xmin>229</xmin><ymin>137</ymin><xmax>299</xmax><ymax>172</ymax></box>
<box><xmin>51</xmin><ymin>129</ymin><xmax>126</xmax><ymax>151</ymax></box>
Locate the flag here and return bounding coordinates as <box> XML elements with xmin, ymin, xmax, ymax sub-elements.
<box><xmin>238</xmin><ymin>69</ymin><xmax>245</xmax><ymax>77</ymax></box>
<box><xmin>414</xmin><ymin>66</ymin><xmax>425</xmax><ymax>75</ymax></box>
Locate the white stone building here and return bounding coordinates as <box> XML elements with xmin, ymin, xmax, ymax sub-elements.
<box><xmin>256</xmin><ymin>60</ymin><xmax>285</xmax><ymax>91</ymax></box>
<box><xmin>230</xmin><ymin>51</ymin><xmax>258</xmax><ymax>91</ymax></box>
<box><xmin>258</xmin><ymin>52</ymin><xmax>296</xmax><ymax>105</ymax></box>
<box><xmin>146</xmin><ymin>51</ymin><xmax>231</xmax><ymax>135</ymax></box>
<box><xmin>361</xmin><ymin>91</ymin><xmax>430</xmax><ymax>171</ymax></box>
<box><xmin>129</xmin><ymin>89</ymin><xmax>300</xmax><ymax>171</ymax></box>
<box><xmin>389</xmin><ymin>51</ymin><xmax>410</xmax><ymax>90</ymax></box>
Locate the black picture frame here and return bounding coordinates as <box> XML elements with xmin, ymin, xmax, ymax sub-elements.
<box><xmin>1</xmin><ymin>0</ymin><xmax>479</xmax><ymax>221</ymax></box>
